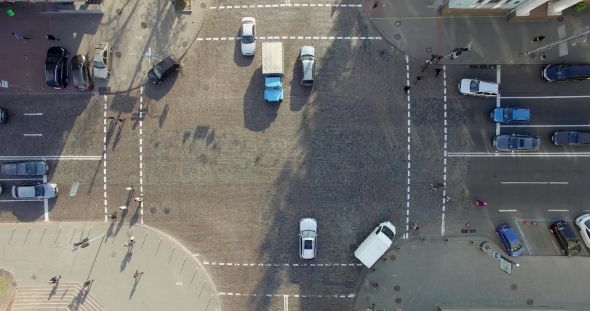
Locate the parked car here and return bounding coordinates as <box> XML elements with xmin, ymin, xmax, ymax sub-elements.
<box><xmin>147</xmin><ymin>56</ymin><xmax>180</xmax><ymax>84</ymax></box>
<box><xmin>0</xmin><ymin>108</ymin><xmax>7</xmax><ymax>124</ymax></box>
<box><xmin>458</xmin><ymin>79</ymin><xmax>499</xmax><ymax>97</ymax></box>
<box><xmin>12</xmin><ymin>183</ymin><xmax>58</xmax><ymax>199</ymax></box>
<box><xmin>490</xmin><ymin>107</ymin><xmax>530</xmax><ymax>123</ymax></box>
<box><xmin>299</xmin><ymin>46</ymin><xmax>315</xmax><ymax>86</ymax></box>
<box><xmin>493</xmin><ymin>134</ymin><xmax>540</xmax><ymax>152</ymax></box>
<box><xmin>2</xmin><ymin>161</ymin><xmax>48</xmax><ymax>176</ymax></box>
<box><xmin>93</xmin><ymin>42</ymin><xmax>112</xmax><ymax>79</ymax></box>
<box><xmin>549</xmin><ymin>221</ymin><xmax>581</xmax><ymax>256</ymax></box>
<box><xmin>552</xmin><ymin>131</ymin><xmax>590</xmax><ymax>146</ymax></box>
<box><xmin>542</xmin><ymin>64</ymin><xmax>590</xmax><ymax>82</ymax></box>
<box><xmin>299</xmin><ymin>218</ymin><xmax>317</xmax><ymax>259</ymax></box>
<box><xmin>495</xmin><ymin>223</ymin><xmax>524</xmax><ymax>256</ymax></box>
<box><xmin>575</xmin><ymin>214</ymin><xmax>590</xmax><ymax>249</ymax></box>
<box><xmin>240</xmin><ymin>17</ymin><xmax>256</xmax><ymax>56</ymax></box>
<box><xmin>45</xmin><ymin>47</ymin><xmax>69</xmax><ymax>89</ymax></box>
<box><xmin>71</xmin><ymin>55</ymin><xmax>94</xmax><ymax>92</ymax></box>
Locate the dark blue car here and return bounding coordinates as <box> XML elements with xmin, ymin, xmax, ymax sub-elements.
<box><xmin>490</xmin><ymin>107</ymin><xmax>530</xmax><ymax>123</ymax></box>
<box><xmin>495</xmin><ymin>223</ymin><xmax>524</xmax><ymax>256</ymax></box>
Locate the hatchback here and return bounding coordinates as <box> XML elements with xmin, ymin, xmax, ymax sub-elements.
<box><xmin>493</xmin><ymin>134</ymin><xmax>540</xmax><ymax>152</ymax></box>
<box><xmin>574</xmin><ymin>214</ymin><xmax>590</xmax><ymax>249</ymax></box>
<box><xmin>147</xmin><ymin>56</ymin><xmax>180</xmax><ymax>83</ymax></box>
<box><xmin>71</xmin><ymin>55</ymin><xmax>94</xmax><ymax>92</ymax></box>
<box><xmin>240</xmin><ymin>17</ymin><xmax>256</xmax><ymax>56</ymax></box>
<box><xmin>12</xmin><ymin>183</ymin><xmax>58</xmax><ymax>199</ymax></box>
<box><xmin>549</xmin><ymin>220</ymin><xmax>581</xmax><ymax>256</ymax></box>
<box><xmin>495</xmin><ymin>223</ymin><xmax>524</xmax><ymax>256</ymax></box>
<box><xmin>490</xmin><ymin>107</ymin><xmax>530</xmax><ymax>123</ymax></box>
<box><xmin>45</xmin><ymin>47</ymin><xmax>70</xmax><ymax>89</ymax></box>
<box><xmin>299</xmin><ymin>218</ymin><xmax>317</xmax><ymax>260</ymax></box>
<box><xmin>299</xmin><ymin>46</ymin><xmax>315</xmax><ymax>86</ymax></box>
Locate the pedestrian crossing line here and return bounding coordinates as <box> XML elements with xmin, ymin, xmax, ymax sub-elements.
<box><xmin>210</xmin><ymin>3</ymin><xmax>362</xmax><ymax>9</ymax></box>
<box><xmin>197</xmin><ymin>36</ymin><xmax>382</xmax><ymax>41</ymax></box>
<box><xmin>203</xmin><ymin>261</ymin><xmax>363</xmax><ymax>267</ymax></box>
<box><xmin>218</xmin><ymin>292</ymin><xmax>355</xmax><ymax>298</ymax></box>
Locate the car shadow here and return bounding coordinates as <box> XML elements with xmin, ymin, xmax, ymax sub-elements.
<box><xmin>243</xmin><ymin>68</ymin><xmax>279</xmax><ymax>132</ymax></box>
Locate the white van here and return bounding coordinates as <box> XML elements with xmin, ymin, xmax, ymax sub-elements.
<box><xmin>458</xmin><ymin>79</ymin><xmax>499</xmax><ymax>97</ymax></box>
<box><xmin>354</xmin><ymin>221</ymin><xmax>396</xmax><ymax>268</ymax></box>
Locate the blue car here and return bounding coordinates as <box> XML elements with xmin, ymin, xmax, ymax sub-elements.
<box><xmin>495</xmin><ymin>223</ymin><xmax>524</xmax><ymax>256</ymax></box>
<box><xmin>490</xmin><ymin>107</ymin><xmax>530</xmax><ymax>123</ymax></box>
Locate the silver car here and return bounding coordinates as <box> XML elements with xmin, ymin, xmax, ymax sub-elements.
<box><xmin>12</xmin><ymin>183</ymin><xmax>58</xmax><ymax>199</ymax></box>
<box><xmin>299</xmin><ymin>46</ymin><xmax>315</xmax><ymax>86</ymax></box>
<box><xmin>299</xmin><ymin>218</ymin><xmax>317</xmax><ymax>260</ymax></box>
<box><xmin>2</xmin><ymin>161</ymin><xmax>48</xmax><ymax>176</ymax></box>
<box><xmin>493</xmin><ymin>134</ymin><xmax>540</xmax><ymax>152</ymax></box>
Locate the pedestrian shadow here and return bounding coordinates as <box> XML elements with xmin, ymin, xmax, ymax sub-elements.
<box><xmin>111</xmin><ymin>123</ymin><xmax>124</xmax><ymax>150</ymax></box>
<box><xmin>120</xmin><ymin>248</ymin><xmax>133</xmax><ymax>272</ymax></box>
<box><xmin>48</xmin><ymin>284</ymin><xmax>57</xmax><ymax>300</ymax></box>
<box><xmin>129</xmin><ymin>274</ymin><xmax>142</xmax><ymax>299</ymax></box>
<box><xmin>129</xmin><ymin>204</ymin><xmax>140</xmax><ymax>227</ymax></box>
<box><xmin>105</xmin><ymin>219</ymin><xmax>116</xmax><ymax>241</ymax></box>
<box><xmin>114</xmin><ymin>209</ymin><xmax>128</xmax><ymax>238</ymax></box>
<box><xmin>104</xmin><ymin>118</ymin><xmax>118</xmax><ymax>147</ymax></box>
<box><xmin>68</xmin><ymin>285</ymin><xmax>90</xmax><ymax>310</ymax></box>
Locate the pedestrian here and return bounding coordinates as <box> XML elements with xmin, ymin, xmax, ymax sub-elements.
<box><xmin>436</xmin><ymin>55</ymin><xmax>443</xmax><ymax>62</ymax></box>
<box><xmin>425</xmin><ymin>60</ymin><xmax>431</xmax><ymax>66</ymax></box>
<box><xmin>118</xmin><ymin>118</ymin><xmax>125</xmax><ymax>123</ymax></box>
<box><xmin>371</xmin><ymin>268</ymin><xmax>376</xmax><ymax>273</ymax></box>
<box><xmin>109</xmin><ymin>211</ymin><xmax>117</xmax><ymax>222</ymax></box>
<box><xmin>532</xmin><ymin>36</ymin><xmax>545</xmax><ymax>42</ymax></box>
<box><xmin>12</xmin><ymin>32</ymin><xmax>31</xmax><ymax>40</ymax></box>
<box><xmin>125</xmin><ymin>186</ymin><xmax>133</xmax><ymax>191</ymax></box>
<box><xmin>430</xmin><ymin>183</ymin><xmax>439</xmax><ymax>190</ymax></box>
<box><xmin>46</xmin><ymin>34</ymin><xmax>60</xmax><ymax>41</ymax></box>
<box><xmin>134</xmin><ymin>195</ymin><xmax>143</xmax><ymax>202</ymax></box>
<box><xmin>476</xmin><ymin>200</ymin><xmax>487</xmax><ymax>206</ymax></box>
<box><xmin>421</xmin><ymin>65</ymin><xmax>428</xmax><ymax>73</ymax></box>
<box><xmin>435</xmin><ymin>69</ymin><xmax>444</xmax><ymax>77</ymax></box>
<box><xmin>83</xmin><ymin>280</ymin><xmax>91</xmax><ymax>288</ymax></box>
<box><xmin>49</xmin><ymin>275</ymin><xmax>61</xmax><ymax>284</ymax></box>
<box><xmin>411</xmin><ymin>223</ymin><xmax>419</xmax><ymax>230</ymax></box>
<box><xmin>430</xmin><ymin>55</ymin><xmax>438</xmax><ymax>62</ymax></box>
<box><xmin>415</xmin><ymin>76</ymin><xmax>424</xmax><ymax>85</ymax></box>
<box><xmin>451</xmin><ymin>51</ymin><xmax>462</xmax><ymax>59</ymax></box>
<box><xmin>372</xmin><ymin>282</ymin><xmax>379</xmax><ymax>289</ymax></box>
<box><xmin>403</xmin><ymin>86</ymin><xmax>411</xmax><ymax>94</ymax></box>
<box><xmin>372</xmin><ymin>1</ymin><xmax>378</xmax><ymax>9</ymax></box>
<box><xmin>437</xmin><ymin>183</ymin><xmax>446</xmax><ymax>188</ymax></box>
<box><xmin>134</xmin><ymin>270</ymin><xmax>139</xmax><ymax>278</ymax></box>
<box><xmin>129</xmin><ymin>237</ymin><xmax>135</xmax><ymax>244</ymax></box>
<box><xmin>446</xmin><ymin>195</ymin><xmax>452</xmax><ymax>203</ymax></box>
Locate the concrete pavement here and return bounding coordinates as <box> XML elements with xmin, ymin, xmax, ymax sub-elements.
<box><xmin>0</xmin><ymin>222</ymin><xmax>220</xmax><ymax>310</ymax></box>
<box><xmin>365</xmin><ymin>0</ymin><xmax>590</xmax><ymax>64</ymax></box>
<box><xmin>353</xmin><ymin>236</ymin><xmax>589</xmax><ymax>311</ymax></box>
<box><xmin>0</xmin><ymin>0</ymin><xmax>208</xmax><ymax>94</ymax></box>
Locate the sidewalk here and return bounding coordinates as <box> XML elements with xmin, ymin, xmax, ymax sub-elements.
<box><xmin>353</xmin><ymin>236</ymin><xmax>588</xmax><ymax>311</ymax></box>
<box><xmin>0</xmin><ymin>222</ymin><xmax>220</xmax><ymax>310</ymax></box>
<box><xmin>365</xmin><ymin>0</ymin><xmax>590</xmax><ymax>65</ymax></box>
<box><xmin>0</xmin><ymin>0</ymin><xmax>208</xmax><ymax>94</ymax></box>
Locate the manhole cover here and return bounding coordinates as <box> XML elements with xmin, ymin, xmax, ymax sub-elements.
<box><xmin>389</xmin><ymin>254</ymin><xmax>396</xmax><ymax>261</ymax></box>
<box><xmin>31</xmin><ymin>275</ymin><xmax>37</xmax><ymax>280</ymax></box>
<box><xmin>200</xmin><ymin>2</ymin><xmax>207</xmax><ymax>8</ymax></box>
<box><xmin>232</xmin><ymin>140</ymin><xmax>240</xmax><ymax>146</ymax></box>
<box><xmin>540</xmin><ymin>54</ymin><xmax>547</xmax><ymax>60</ymax></box>
<box><xmin>379</xmin><ymin>50</ymin><xmax>387</xmax><ymax>57</ymax></box>
<box><xmin>199</xmin><ymin>154</ymin><xmax>208</xmax><ymax>163</ymax></box>
<box><xmin>528</xmin><ymin>53</ymin><xmax>536</xmax><ymax>59</ymax></box>
<box><xmin>527</xmin><ymin>299</ymin><xmax>533</xmax><ymax>305</ymax></box>
<box><xmin>203</xmin><ymin>84</ymin><xmax>210</xmax><ymax>91</ymax></box>
<box><xmin>116</xmin><ymin>8</ymin><xmax>122</xmax><ymax>15</ymax></box>
<box><xmin>141</xmin><ymin>22</ymin><xmax>147</xmax><ymax>29</ymax></box>
<box><xmin>182</xmin><ymin>41</ymin><xmax>188</xmax><ymax>47</ymax></box>
<box><xmin>557</xmin><ymin>16</ymin><xmax>564</xmax><ymax>23</ymax></box>
<box><xmin>511</xmin><ymin>284</ymin><xmax>517</xmax><ymax>290</ymax></box>
<box><xmin>426</xmin><ymin>47</ymin><xmax>432</xmax><ymax>53</ymax></box>
<box><xmin>394</xmin><ymin>285</ymin><xmax>400</xmax><ymax>291</ymax></box>
<box><xmin>394</xmin><ymin>34</ymin><xmax>401</xmax><ymax>40</ymax></box>
<box><xmin>395</xmin><ymin>298</ymin><xmax>402</xmax><ymax>303</ymax></box>
<box><xmin>149</xmin><ymin>207</ymin><xmax>157</xmax><ymax>215</ymax></box>
<box><xmin>116</xmin><ymin>51</ymin><xmax>122</xmax><ymax>58</ymax></box>
<box><xmin>395</xmin><ymin>21</ymin><xmax>401</xmax><ymax>26</ymax></box>
<box><xmin>110</xmin><ymin>251</ymin><xmax>117</xmax><ymax>258</ymax></box>
<box><xmin>348</xmin><ymin>243</ymin><xmax>357</xmax><ymax>251</ymax></box>
<box><xmin>164</xmin><ymin>207</ymin><xmax>171</xmax><ymax>215</ymax></box>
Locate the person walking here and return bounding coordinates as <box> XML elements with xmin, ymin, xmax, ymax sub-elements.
<box><xmin>109</xmin><ymin>211</ymin><xmax>117</xmax><ymax>222</ymax></box>
<box><xmin>372</xmin><ymin>1</ymin><xmax>378</xmax><ymax>9</ymax></box>
<box><xmin>12</xmin><ymin>32</ymin><xmax>31</xmax><ymax>40</ymax></box>
<box><xmin>415</xmin><ymin>76</ymin><xmax>424</xmax><ymax>85</ymax></box>
<box><xmin>119</xmin><ymin>206</ymin><xmax>128</xmax><ymax>210</ymax></box>
<box><xmin>372</xmin><ymin>282</ymin><xmax>379</xmax><ymax>289</ymax></box>
<box><xmin>421</xmin><ymin>65</ymin><xmax>429</xmax><ymax>73</ymax></box>
<box><xmin>435</xmin><ymin>69</ymin><xmax>444</xmax><ymax>77</ymax></box>
<box><xmin>403</xmin><ymin>86</ymin><xmax>411</xmax><ymax>94</ymax></box>
<box><xmin>49</xmin><ymin>275</ymin><xmax>61</xmax><ymax>284</ymax></box>
<box><xmin>83</xmin><ymin>280</ymin><xmax>92</xmax><ymax>288</ymax></box>
<box><xmin>134</xmin><ymin>195</ymin><xmax>143</xmax><ymax>202</ymax></box>
<box><xmin>476</xmin><ymin>200</ymin><xmax>487</xmax><ymax>206</ymax></box>
<box><xmin>46</xmin><ymin>34</ymin><xmax>60</xmax><ymax>41</ymax></box>
<box><xmin>411</xmin><ymin>223</ymin><xmax>419</xmax><ymax>230</ymax></box>
<box><xmin>430</xmin><ymin>183</ymin><xmax>439</xmax><ymax>190</ymax></box>
<box><xmin>446</xmin><ymin>195</ymin><xmax>453</xmax><ymax>203</ymax></box>
<box><xmin>532</xmin><ymin>36</ymin><xmax>545</xmax><ymax>42</ymax></box>
<box><xmin>451</xmin><ymin>51</ymin><xmax>462</xmax><ymax>59</ymax></box>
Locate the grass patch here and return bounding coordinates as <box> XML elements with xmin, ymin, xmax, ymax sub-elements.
<box><xmin>175</xmin><ymin>0</ymin><xmax>191</xmax><ymax>11</ymax></box>
<box><xmin>0</xmin><ymin>276</ymin><xmax>11</xmax><ymax>306</ymax></box>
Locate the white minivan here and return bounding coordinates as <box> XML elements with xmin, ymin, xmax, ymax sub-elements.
<box><xmin>354</xmin><ymin>221</ymin><xmax>396</xmax><ymax>268</ymax></box>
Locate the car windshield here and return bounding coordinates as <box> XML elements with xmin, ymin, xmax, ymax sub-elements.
<box><xmin>584</xmin><ymin>219</ymin><xmax>590</xmax><ymax>228</ymax></box>
<box><xmin>301</xmin><ymin>55</ymin><xmax>314</xmax><ymax>61</ymax></box>
<box><xmin>570</xmin><ymin>132</ymin><xmax>578</xmax><ymax>143</ymax></box>
<box><xmin>94</xmin><ymin>59</ymin><xmax>105</xmax><ymax>69</ymax></box>
<box><xmin>301</xmin><ymin>229</ymin><xmax>316</xmax><ymax>238</ymax></box>
<box><xmin>469</xmin><ymin>80</ymin><xmax>480</xmax><ymax>92</ymax></box>
<box><xmin>242</xmin><ymin>35</ymin><xmax>254</xmax><ymax>44</ymax></box>
<box><xmin>152</xmin><ymin>63</ymin><xmax>165</xmax><ymax>78</ymax></box>
<box><xmin>381</xmin><ymin>226</ymin><xmax>395</xmax><ymax>241</ymax></box>
<box><xmin>303</xmin><ymin>240</ymin><xmax>313</xmax><ymax>250</ymax></box>
<box><xmin>34</xmin><ymin>185</ymin><xmax>44</xmax><ymax>197</ymax></box>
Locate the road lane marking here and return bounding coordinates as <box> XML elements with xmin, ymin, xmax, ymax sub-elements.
<box><xmin>501</xmin><ymin>124</ymin><xmax>590</xmax><ymax>128</ymax></box>
<box><xmin>441</xmin><ymin>63</ymin><xmax>448</xmax><ymax>237</ymax></box>
<box><xmin>501</xmin><ymin>181</ymin><xmax>568</xmax><ymax>184</ymax></box>
<box><xmin>284</xmin><ymin>295</ymin><xmax>288</xmax><ymax>311</ymax></box>
<box><xmin>0</xmin><ymin>156</ymin><xmax>102</xmax><ymax>160</ymax></box>
<box><xmin>24</xmin><ymin>113</ymin><xmax>43</xmax><ymax>116</ymax></box>
<box><xmin>498</xmin><ymin>210</ymin><xmax>517</xmax><ymax>212</ymax></box>
<box><xmin>405</xmin><ymin>54</ymin><xmax>411</xmax><ymax>239</ymax></box>
<box><xmin>448</xmin><ymin>152</ymin><xmax>590</xmax><ymax>157</ymax></box>
<box><xmin>513</xmin><ymin>219</ymin><xmax>533</xmax><ymax>255</ymax></box>
<box><xmin>548</xmin><ymin>209</ymin><xmax>569</xmax><ymax>212</ymax></box>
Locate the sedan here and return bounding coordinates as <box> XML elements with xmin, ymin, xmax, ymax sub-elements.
<box><xmin>552</xmin><ymin>131</ymin><xmax>590</xmax><ymax>146</ymax></box>
<box><xmin>549</xmin><ymin>220</ymin><xmax>581</xmax><ymax>256</ymax></box>
<box><xmin>574</xmin><ymin>214</ymin><xmax>590</xmax><ymax>249</ymax></box>
<box><xmin>147</xmin><ymin>56</ymin><xmax>180</xmax><ymax>84</ymax></box>
<box><xmin>299</xmin><ymin>218</ymin><xmax>317</xmax><ymax>260</ymax></box>
<box><xmin>240</xmin><ymin>17</ymin><xmax>256</xmax><ymax>56</ymax></box>
<box><xmin>493</xmin><ymin>134</ymin><xmax>540</xmax><ymax>152</ymax></box>
<box><xmin>2</xmin><ymin>161</ymin><xmax>48</xmax><ymax>176</ymax></box>
<box><xmin>45</xmin><ymin>47</ymin><xmax>69</xmax><ymax>89</ymax></box>
<box><xmin>71</xmin><ymin>55</ymin><xmax>94</xmax><ymax>92</ymax></box>
<box><xmin>12</xmin><ymin>183</ymin><xmax>58</xmax><ymax>199</ymax></box>
<box><xmin>490</xmin><ymin>107</ymin><xmax>530</xmax><ymax>123</ymax></box>
<box><xmin>0</xmin><ymin>107</ymin><xmax>6</xmax><ymax>124</ymax></box>
<box><xmin>495</xmin><ymin>223</ymin><xmax>524</xmax><ymax>256</ymax></box>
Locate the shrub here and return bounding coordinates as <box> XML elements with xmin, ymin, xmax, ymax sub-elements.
<box><xmin>573</xmin><ymin>1</ymin><xmax>586</xmax><ymax>11</ymax></box>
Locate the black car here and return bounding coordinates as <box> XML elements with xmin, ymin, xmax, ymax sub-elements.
<box><xmin>71</xmin><ymin>55</ymin><xmax>93</xmax><ymax>92</ymax></box>
<box><xmin>0</xmin><ymin>108</ymin><xmax>6</xmax><ymax>124</ymax></box>
<box><xmin>147</xmin><ymin>56</ymin><xmax>180</xmax><ymax>84</ymax></box>
<box><xmin>549</xmin><ymin>220</ymin><xmax>582</xmax><ymax>256</ymax></box>
<box><xmin>542</xmin><ymin>64</ymin><xmax>590</xmax><ymax>82</ymax></box>
<box><xmin>552</xmin><ymin>131</ymin><xmax>590</xmax><ymax>146</ymax></box>
<box><xmin>45</xmin><ymin>47</ymin><xmax>70</xmax><ymax>89</ymax></box>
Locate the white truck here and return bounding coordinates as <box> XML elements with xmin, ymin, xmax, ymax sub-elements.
<box><xmin>261</xmin><ymin>41</ymin><xmax>284</xmax><ymax>103</ymax></box>
<box><xmin>354</xmin><ymin>221</ymin><xmax>396</xmax><ymax>268</ymax></box>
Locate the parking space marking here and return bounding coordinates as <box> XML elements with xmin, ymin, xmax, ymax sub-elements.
<box><xmin>197</xmin><ymin>37</ymin><xmax>382</xmax><ymax>41</ymax></box>
<box><xmin>284</xmin><ymin>295</ymin><xmax>288</xmax><ymax>311</ymax></box>
<box><xmin>0</xmin><ymin>156</ymin><xmax>102</xmax><ymax>161</ymax></box>
<box><xmin>405</xmin><ymin>54</ymin><xmax>411</xmax><ymax>239</ymax></box>
<box><xmin>548</xmin><ymin>209</ymin><xmax>569</xmax><ymax>212</ymax></box>
<box><xmin>210</xmin><ymin>3</ymin><xmax>363</xmax><ymax>9</ymax></box>
<box><xmin>496</xmin><ymin>65</ymin><xmax>501</xmax><ymax>136</ymax></box>
<box><xmin>513</xmin><ymin>219</ymin><xmax>534</xmax><ymax>255</ymax></box>
<box><xmin>23</xmin><ymin>113</ymin><xmax>43</xmax><ymax>116</ymax></box>
<box><xmin>501</xmin><ymin>124</ymin><xmax>590</xmax><ymax>128</ymax></box>
<box><xmin>448</xmin><ymin>152</ymin><xmax>590</xmax><ymax>157</ymax></box>
<box><xmin>498</xmin><ymin>210</ymin><xmax>517</xmax><ymax>212</ymax></box>
<box><xmin>203</xmin><ymin>261</ymin><xmax>364</xmax><ymax>267</ymax></box>
<box><xmin>501</xmin><ymin>181</ymin><xmax>568</xmax><ymax>184</ymax></box>
<box><xmin>218</xmin><ymin>292</ymin><xmax>355</xmax><ymax>298</ymax></box>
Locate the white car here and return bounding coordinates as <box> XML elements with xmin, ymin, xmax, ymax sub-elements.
<box><xmin>93</xmin><ymin>42</ymin><xmax>112</xmax><ymax>79</ymax></box>
<box><xmin>240</xmin><ymin>17</ymin><xmax>256</xmax><ymax>56</ymax></box>
<box><xmin>299</xmin><ymin>218</ymin><xmax>317</xmax><ymax>259</ymax></box>
<box><xmin>458</xmin><ymin>79</ymin><xmax>499</xmax><ymax>97</ymax></box>
<box><xmin>12</xmin><ymin>183</ymin><xmax>58</xmax><ymax>199</ymax></box>
<box><xmin>575</xmin><ymin>214</ymin><xmax>590</xmax><ymax>249</ymax></box>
